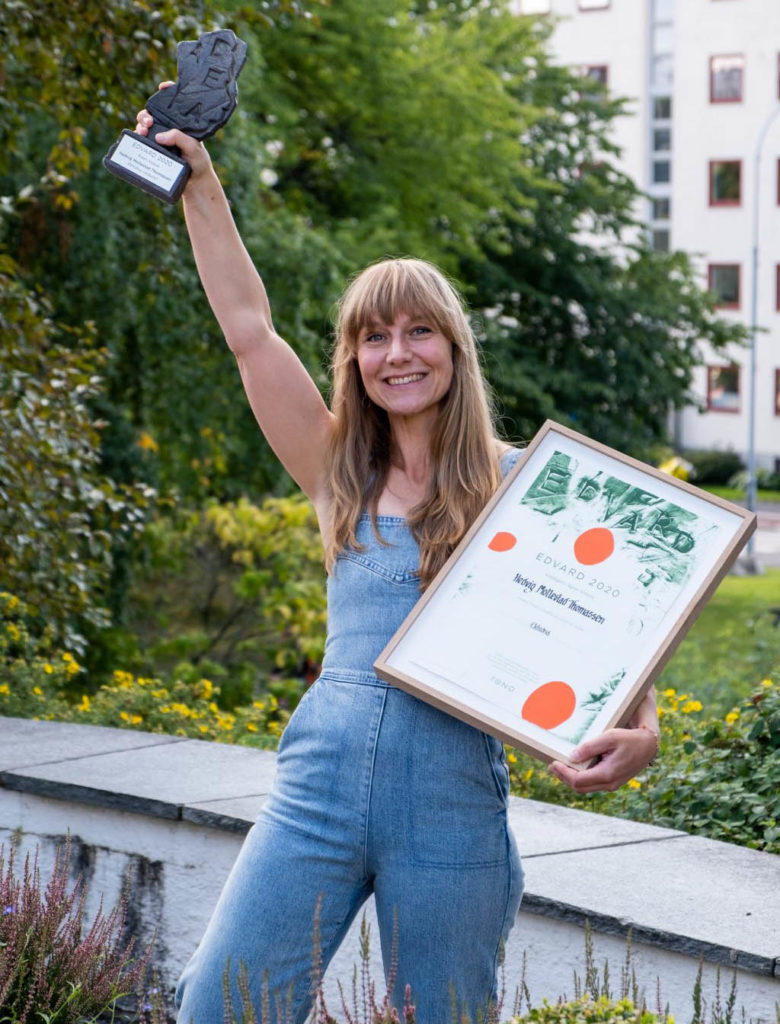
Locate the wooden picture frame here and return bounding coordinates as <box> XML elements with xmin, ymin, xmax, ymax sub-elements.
<box><xmin>374</xmin><ymin>421</ymin><xmax>756</xmax><ymax>767</ymax></box>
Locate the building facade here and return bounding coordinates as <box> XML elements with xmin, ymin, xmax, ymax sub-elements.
<box><xmin>511</xmin><ymin>0</ymin><xmax>780</xmax><ymax>472</ymax></box>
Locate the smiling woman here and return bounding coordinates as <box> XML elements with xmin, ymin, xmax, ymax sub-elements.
<box><xmin>133</xmin><ymin>89</ymin><xmax>660</xmax><ymax>1024</ymax></box>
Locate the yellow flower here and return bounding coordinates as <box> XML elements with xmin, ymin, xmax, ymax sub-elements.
<box><xmin>78</xmin><ymin>694</ymin><xmax>91</xmax><ymax>712</ymax></box>
<box><xmin>627</xmin><ymin>778</ymin><xmax>641</xmax><ymax>790</ymax></box>
<box><xmin>761</xmin><ymin>678</ymin><xmax>773</xmax><ymax>688</ymax></box>
<box><xmin>199</xmin><ymin>724</ymin><xmax>209</xmax><ymax>734</ymax></box>
<box><xmin>137</xmin><ymin>431</ymin><xmax>159</xmax><ymax>452</ymax></box>
<box><xmin>62</xmin><ymin>652</ymin><xmax>75</xmax><ymax>662</ymax></box>
<box><xmin>246</xmin><ymin>722</ymin><xmax>258</xmax><ymax>732</ymax></box>
<box><xmin>2</xmin><ymin>594</ymin><xmax>19</xmax><ymax>611</ymax></box>
<box><xmin>663</xmin><ymin>688</ymin><xmax>676</xmax><ymax>698</ymax></box>
<box><xmin>43</xmin><ymin>663</ymin><xmax>54</xmax><ymax>674</ymax></box>
<box><xmin>507</xmin><ymin>753</ymin><xmax>518</xmax><ymax>764</ymax></box>
<box><xmin>5</xmin><ymin>623</ymin><xmax>20</xmax><ymax>641</ymax></box>
<box><xmin>682</xmin><ymin>700</ymin><xmax>702</xmax><ymax>714</ymax></box>
<box><xmin>65</xmin><ymin>660</ymin><xmax>81</xmax><ymax>677</ymax></box>
<box><xmin>725</xmin><ymin>710</ymin><xmax>740</xmax><ymax>725</ymax></box>
<box><xmin>33</xmin><ymin>686</ymin><xmax>43</xmax><ymax>697</ymax></box>
<box><xmin>120</xmin><ymin>711</ymin><xmax>142</xmax><ymax>725</ymax></box>
<box><xmin>198</xmin><ymin>678</ymin><xmax>214</xmax><ymax>700</ymax></box>
<box><xmin>253</xmin><ymin>701</ymin><xmax>266</xmax><ymax>711</ymax></box>
<box><xmin>524</xmin><ymin>768</ymin><xmax>534</xmax><ymax>782</ymax></box>
<box><xmin>0</xmin><ymin>684</ymin><xmax>10</xmax><ymax>696</ymax></box>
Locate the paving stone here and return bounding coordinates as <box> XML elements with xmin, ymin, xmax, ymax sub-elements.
<box><xmin>509</xmin><ymin>796</ymin><xmax>686</xmax><ymax>857</ymax></box>
<box><xmin>0</xmin><ymin>731</ymin><xmax>278</xmax><ymax>820</ymax></box>
<box><xmin>520</xmin><ymin>834</ymin><xmax>780</xmax><ymax>972</ymax></box>
<box><xmin>0</xmin><ymin>716</ymin><xmax>182</xmax><ymax>771</ymax></box>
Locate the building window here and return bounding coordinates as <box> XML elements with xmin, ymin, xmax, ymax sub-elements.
<box><xmin>707</xmin><ymin>365</ymin><xmax>740</xmax><ymax>413</ymax></box>
<box><xmin>652</xmin><ymin>54</ymin><xmax>674</xmax><ymax>89</ymax></box>
<box><xmin>710</xmin><ymin>55</ymin><xmax>745</xmax><ymax>102</ymax></box>
<box><xmin>583</xmin><ymin>65</ymin><xmax>608</xmax><ymax>87</ymax></box>
<box><xmin>652</xmin><ymin>197</ymin><xmax>671</xmax><ymax>219</ymax></box>
<box><xmin>515</xmin><ymin>0</ymin><xmax>551</xmax><ymax>13</ymax></box>
<box><xmin>708</xmin><ymin>264</ymin><xmax>740</xmax><ymax>308</ymax></box>
<box><xmin>653</xmin><ymin>96</ymin><xmax>672</xmax><ymax>119</ymax></box>
<box><xmin>652</xmin><ymin>229</ymin><xmax>670</xmax><ymax>251</ymax></box>
<box><xmin>709</xmin><ymin>160</ymin><xmax>741</xmax><ymax>205</ymax></box>
<box><xmin>653</xmin><ymin>127</ymin><xmax>671</xmax><ymax>152</ymax></box>
<box><xmin>578</xmin><ymin>0</ymin><xmax>610</xmax><ymax>9</ymax></box>
<box><xmin>653</xmin><ymin>160</ymin><xmax>671</xmax><ymax>184</ymax></box>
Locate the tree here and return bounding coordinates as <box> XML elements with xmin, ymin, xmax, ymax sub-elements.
<box><xmin>456</xmin><ymin>21</ymin><xmax>745</xmax><ymax>454</ymax></box>
<box><xmin>0</xmin><ymin>255</ymin><xmax>153</xmax><ymax>652</ymax></box>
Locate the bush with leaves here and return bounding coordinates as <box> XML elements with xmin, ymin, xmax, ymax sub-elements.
<box><xmin>0</xmin><ymin>591</ymin><xmax>289</xmax><ymax>747</ymax></box>
<box><xmin>509</xmin><ymin>680</ymin><xmax>780</xmax><ymax>853</ymax></box>
<box><xmin>0</xmin><ymin>838</ymin><xmax>151</xmax><ymax>1024</ymax></box>
<box><xmin>0</xmin><ymin>258</ymin><xmax>154</xmax><ymax>655</ymax></box>
<box><xmin>128</xmin><ymin>494</ymin><xmax>326</xmax><ymax>706</ymax></box>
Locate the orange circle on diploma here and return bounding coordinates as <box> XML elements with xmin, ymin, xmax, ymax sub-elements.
<box><xmin>488</xmin><ymin>531</ymin><xmax>517</xmax><ymax>552</ymax></box>
<box><xmin>573</xmin><ymin>526</ymin><xmax>614</xmax><ymax>565</ymax></box>
<box><xmin>521</xmin><ymin>680</ymin><xmax>577</xmax><ymax>730</ymax></box>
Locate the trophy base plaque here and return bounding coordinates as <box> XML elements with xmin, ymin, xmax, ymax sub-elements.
<box><xmin>103</xmin><ymin>129</ymin><xmax>191</xmax><ymax>205</ymax></box>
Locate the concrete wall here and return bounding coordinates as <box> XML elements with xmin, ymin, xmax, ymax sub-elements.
<box><xmin>0</xmin><ymin>718</ymin><xmax>777</xmax><ymax>1021</ymax></box>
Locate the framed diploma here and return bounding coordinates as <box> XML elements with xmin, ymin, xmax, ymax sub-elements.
<box><xmin>374</xmin><ymin>421</ymin><xmax>757</xmax><ymax>767</ymax></box>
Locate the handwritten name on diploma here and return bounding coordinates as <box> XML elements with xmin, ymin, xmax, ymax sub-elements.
<box><xmin>512</xmin><ymin>571</ymin><xmax>607</xmax><ymax>626</ymax></box>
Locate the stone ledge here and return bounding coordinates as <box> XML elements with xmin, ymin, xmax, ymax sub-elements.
<box><xmin>1</xmin><ymin>716</ymin><xmax>777</xmax><ymax>982</ymax></box>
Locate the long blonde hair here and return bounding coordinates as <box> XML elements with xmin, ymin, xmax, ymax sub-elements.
<box><xmin>325</xmin><ymin>257</ymin><xmax>503</xmax><ymax>589</ymax></box>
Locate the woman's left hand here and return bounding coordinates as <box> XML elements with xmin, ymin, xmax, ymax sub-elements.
<box><xmin>548</xmin><ymin>690</ymin><xmax>659</xmax><ymax>794</ymax></box>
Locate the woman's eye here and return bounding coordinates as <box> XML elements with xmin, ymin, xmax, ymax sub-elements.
<box><xmin>364</xmin><ymin>332</ymin><xmax>384</xmax><ymax>344</ymax></box>
<box><xmin>411</xmin><ymin>325</ymin><xmax>432</xmax><ymax>336</ymax></box>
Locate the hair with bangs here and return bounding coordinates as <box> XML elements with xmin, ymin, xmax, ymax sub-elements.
<box><xmin>325</xmin><ymin>257</ymin><xmax>504</xmax><ymax>589</ymax></box>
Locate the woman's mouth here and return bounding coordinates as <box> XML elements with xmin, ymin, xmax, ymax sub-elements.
<box><xmin>385</xmin><ymin>373</ymin><xmax>426</xmax><ymax>386</ymax></box>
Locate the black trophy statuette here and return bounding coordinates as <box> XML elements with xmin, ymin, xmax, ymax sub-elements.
<box><xmin>104</xmin><ymin>29</ymin><xmax>247</xmax><ymax>204</ymax></box>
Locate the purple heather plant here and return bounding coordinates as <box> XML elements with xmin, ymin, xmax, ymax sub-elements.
<box><xmin>0</xmin><ymin>837</ymin><xmax>151</xmax><ymax>1023</ymax></box>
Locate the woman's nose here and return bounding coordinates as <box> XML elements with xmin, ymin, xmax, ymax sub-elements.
<box><xmin>386</xmin><ymin>332</ymin><xmax>412</xmax><ymax>362</ymax></box>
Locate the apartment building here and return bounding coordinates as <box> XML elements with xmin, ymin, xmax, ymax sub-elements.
<box><xmin>511</xmin><ymin>0</ymin><xmax>780</xmax><ymax>472</ymax></box>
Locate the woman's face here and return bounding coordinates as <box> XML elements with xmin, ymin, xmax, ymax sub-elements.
<box><xmin>355</xmin><ymin>312</ymin><xmax>454</xmax><ymax>424</ymax></box>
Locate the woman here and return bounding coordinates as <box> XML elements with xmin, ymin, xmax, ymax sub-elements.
<box><xmin>135</xmin><ymin>98</ymin><xmax>659</xmax><ymax>1024</ymax></box>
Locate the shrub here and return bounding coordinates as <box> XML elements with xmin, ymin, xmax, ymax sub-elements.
<box><xmin>682</xmin><ymin>449</ymin><xmax>743</xmax><ymax>486</ymax></box>
<box><xmin>508</xmin><ymin>679</ymin><xmax>780</xmax><ymax>852</ymax></box>
<box><xmin>0</xmin><ymin>260</ymin><xmax>155</xmax><ymax>656</ymax></box>
<box><xmin>0</xmin><ymin>591</ymin><xmax>289</xmax><ymax>747</ymax></box>
<box><xmin>126</xmin><ymin>495</ymin><xmax>326</xmax><ymax>706</ymax></box>
<box><xmin>0</xmin><ymin>838</ymin><xmax>150</xmax><ymax>1023</ymax></box>
<box><xmin>727</xmin><ymin>467</ymin><xmax>780</xmax><ymax>492</ymax></box>
<box><xmin>508</xmin><ymin>996</ymin><xmax>664</xmax><ymax>1023</ymax></box>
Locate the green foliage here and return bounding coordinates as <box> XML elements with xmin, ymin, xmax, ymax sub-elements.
<box><xmin>683</xmin><ymin>449</ymin><xmax>745</xmax><ymax>486</ymax></box>
<box><xmin>727</xmin><ymin>467</ymin><xmax>780</xmax><ymax>491</ymax></box>
<box><xmin>128</xmin><ymin>494</ymin><xmax>326</xmax><ymax>704</ymax></box>
<box><xmin>0</xmin><ymin>838</ymin><xmax>149</xmax><ymax>1023</ymax></box>
<box><xmin>0</xmin><ymin>591</ymin><xmax>289</xmax><ymax>746</ymax></box>
<box><xmin>509</xmin><ymin>679</ymin><xmax>780</xmax><ymax>853</ymax></box>
<box><xmin>0</xmin><ymin>260</ymin><xmax>154</xmax><ymax>654</ymax></box>
<box><xmin>508</xmin><ymin>997</ymin><xmax>664</xmax><ymax>1024</ymax></box>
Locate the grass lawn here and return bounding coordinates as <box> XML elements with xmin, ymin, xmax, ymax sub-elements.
<box><xmin>704</xmin><ymin>485</ymin><xmax>780</xmax><ymax>504</ymax></box>
<box><xmin>656</xmin><ymin>568</ymin><xmax>780</xmax><ymax>713</ymax></box>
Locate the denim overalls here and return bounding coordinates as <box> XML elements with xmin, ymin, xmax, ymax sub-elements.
<box><xmin>176</xmin><ymin>451</ymin><xmax>524</xmax><ymax>1024</ymax></box>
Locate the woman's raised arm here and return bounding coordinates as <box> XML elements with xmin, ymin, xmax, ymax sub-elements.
<box><xmin>136</xmin><ymin>100</ymin><xmax>334</xmax><ymax>505</ymax></box>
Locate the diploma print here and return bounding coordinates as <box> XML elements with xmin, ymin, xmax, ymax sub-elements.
<box><xmin>375</xmin><ymin>422</ymin><xmax>754</xmax><ymax>763</ymax></box>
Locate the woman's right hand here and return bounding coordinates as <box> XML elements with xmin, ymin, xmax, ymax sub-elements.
<box><xmin>135</xmin><ymin>82</ymin><xmax>214</xmax><ymax>185</ymax></box>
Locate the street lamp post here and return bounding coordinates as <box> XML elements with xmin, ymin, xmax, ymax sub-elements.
<box><xmin>747</xmin><ymin>105</ymin><xmax>780</xmax><ymax>562</ymax></box>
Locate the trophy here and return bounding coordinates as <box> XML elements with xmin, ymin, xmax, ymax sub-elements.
<box><xmin>104</xmin><ymin>29</ymin><xmax>247</xmax><ymax>204</ymax></box>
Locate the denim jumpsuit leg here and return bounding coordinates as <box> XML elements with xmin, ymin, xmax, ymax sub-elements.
<box><xmin>176</xmin><ymin>453</ymin><xmax>525</xmax><ymax>1024</ymax></box>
